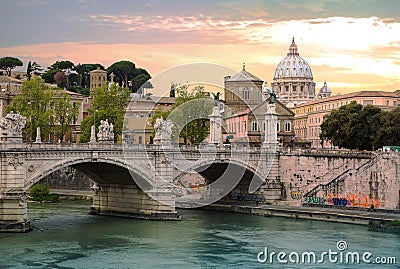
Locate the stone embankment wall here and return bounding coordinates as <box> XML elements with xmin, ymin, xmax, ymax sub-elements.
<box><xmin>278</xmin><ymin>150</ymin><xmax>400</xmax><ymax>210</ymax></box>
<box><xmin>40</xmin><ymin>167</ymin><xmax>94</xmax><ymax>191</ymax></box>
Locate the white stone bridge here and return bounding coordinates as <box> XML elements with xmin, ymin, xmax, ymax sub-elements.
<box><xmin>0</xmin><ymin>142</ymin><xmax>279</xmax><ymax>232</ymax></box>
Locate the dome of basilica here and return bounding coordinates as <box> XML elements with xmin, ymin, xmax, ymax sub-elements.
<box><xmin>273</xmin><ymin>38</ymin><xmax>313</xmax><ymax>80</ymax></box>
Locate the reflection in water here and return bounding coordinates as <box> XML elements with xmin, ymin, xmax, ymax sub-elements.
<box><xmin>0</xmin><ymin>201</ymin><xmax>398</xmax><ymax>268</ymax></box>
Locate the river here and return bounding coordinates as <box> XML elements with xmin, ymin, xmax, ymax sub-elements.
<box><xmin>0</xmin><ymin>201</ymin><xmax>399</xmax><ymax>268</ymax></box>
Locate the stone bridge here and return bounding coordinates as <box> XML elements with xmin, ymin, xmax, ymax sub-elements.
<box><xmin>0</xmin><ymin>142</ymin><xmax>279</xmax><ymax>232</ymax></box>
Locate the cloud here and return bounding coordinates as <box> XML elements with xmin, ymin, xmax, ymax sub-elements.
<box><xmin>16</xmin><ymin>0</ymin><xmax>49</xmax><ymax>7</ymax></box>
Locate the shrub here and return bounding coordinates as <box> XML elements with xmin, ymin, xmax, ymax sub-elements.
<box><xmin>29</xmin><ymin>183</ymin><xmax>59</xmax><ymax>202</ymax></box>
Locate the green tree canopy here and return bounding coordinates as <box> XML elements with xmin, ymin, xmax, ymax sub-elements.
<box><xmin>6</xmin><ymin>76</ymin><xmax>80</xmax><ymax>142</ymax></box>
<box><xmin>152</xmin><ymin>85</ymin><xmax>213</xmax><ymax>144</ymax></box>
<box><xmin>376</xmin><ymin>107</ymin><xmax>400</xmax><ymax>146</ymax></box>
<box><xmin>79</xmin><ymin>83</ymin><xmax>130</xmax><ymax>142</ymax></box>
<box><xmin>50</xmin><ymin>91</ymin><xmax>80</xmax><ymax>142</ymax></box>
<box><xmin>107</xmin><ymin>61</ymin><xmax>151</xmax><ymax>93</ymax></box>
<box><xmin>320</xmin><ymin>101</ymin><xmax>383</xmax><ymax>150</ymax></box>
<box><xmin>7</xmin><ymin>76</ymin><xmax>53</xmax><ymax>141</ymax></box>
<box><xmin>42</xmin><ymin>60</ymin><xmax>74</xmax><ymax>83</ymax></box>
<box><xmin>0</xmin><ymin>56</ymin><xmax>23</xmax><ymax>76</ymax></box>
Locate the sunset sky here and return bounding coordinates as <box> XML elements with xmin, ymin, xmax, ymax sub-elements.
<box><xmin>1</xmin><ymin>0</ymin><xmax>400</xmax><ymax>95</ymax></box>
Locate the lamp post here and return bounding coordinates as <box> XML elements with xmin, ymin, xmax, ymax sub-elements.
<box><xmin>28</xmin><ymin>100</ymin><xmax>32</xmax><ymax>142</ymax></box>
<box><xmin>186</xmin><ymin>115</ymin><xmax>191</xmax><ymax>145</ymax></box>
<box><xmin>94</xmin><ymin>109</ymin><xmax>98</xmax><ymax>128</ymax></box>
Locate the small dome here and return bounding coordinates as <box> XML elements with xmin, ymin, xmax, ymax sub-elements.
<box><xmin>318</xmin><ymin>81</ymin><xmax>331</xmax><ymax>98</ymax></box>
<box><xmin>319</xmin><ymin>81</ymin><xmax>331</xmax><ymax>93</ymax></box>
<box><xmin>273</xmin><ymin>38</ymin><xmax>313</xmax><ymax>80</ymax></box>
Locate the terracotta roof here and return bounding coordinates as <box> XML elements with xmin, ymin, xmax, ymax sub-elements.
<box><xmin>0</xmin><ymin>76</ymin><xmax>22</xmax><ymax>83</ymax></box>
<box><xmin>151</xmin><ymin>96</ymin><xmax>176</xmax><ymax>105</ymax></box>
<box><xmin>294</xmin><ymin>90</ymin><xmax>398</xmax><ymax>108</ymax></box>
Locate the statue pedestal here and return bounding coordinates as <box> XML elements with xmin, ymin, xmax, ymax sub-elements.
<box><xmin>0</xmin><ymin>113</ymin><xmax>27</xmax><ymax>144</ymax></box>
<box><xmin>263</xmin><ymin>104</ymin><xmax>278</xmax><ymax>151</ymax></box>
<box><xmin>209</xmin><ymin>107</ymin><xmax>223</xmax><ymax>146</ymax></box>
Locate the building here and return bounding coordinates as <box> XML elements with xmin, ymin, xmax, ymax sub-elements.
<box><xmin>0</xmin><ymin>76</ymin><xmax>21</xmax><ymax>116</ymax></box>
<box><xmin>225</xmin><ymin>99</ymin><xmax>295</xmax><ymax>146</ymax></box>
<box><xmin>293</xmin><ymin>90</ymin><xmax>399</xmax><ymax>148</ymax></box>
<box><xmin>223</xmin><ymin>64</ymin><xmax>264</xmax><ymax>115</ymax></box>
<box><xmin>271</xmin><ymin>38</ymin><xmax>316</xmax><ymax>108</ymax></box>
<box><xmin>123</xmin><ymin>95</ymin><xmax>176</xmax><ymax>144</ymax></box>
<box><xmin>222</xmin><ymin>64</ymin><xmax>295</xmax><ymax>146</ymax></box>
<box><xmin>89</xmin><ymin>67</ymin><xmax>107</xmax><ymax>93</ymax></box>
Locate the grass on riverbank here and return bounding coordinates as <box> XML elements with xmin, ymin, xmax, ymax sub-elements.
<box><xmin>369</xmin><ymin>220</ymin><xmax>400</xmax><ymax>234</ymax></box>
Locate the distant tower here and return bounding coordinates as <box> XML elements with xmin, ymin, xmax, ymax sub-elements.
<box><xmin>271</xmin><ymin>38</ymin><xmax>316</xmax><ymax>108</ymax></box>
<box><xmin>89</xmin><ymin>67</ymin><xmax>107</xmax><ymax>93</ymax></box>
<box><xmin>223</xmin><ymin>63</ymin><xmax>264</xmax><ymax>115</ymax></box>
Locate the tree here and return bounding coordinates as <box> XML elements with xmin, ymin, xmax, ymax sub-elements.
<box><xmin>320</xmin><ymin>101</ymin><xmax>382</xmax><ymax>150</ymax></box>
<box><xmin>51</xmin><ymin>91</ymin><xmax>80</xmax><ymax>142</ymax></box>
<box><xmin>42</xmin><ymin>60</ymin><xmax>74</xmax><ymax>83</ymax></box>
<box><xmin>26</xmin><ymin>61</ymin><xmax>32</xmax><ymax>79</ymax></box>
<box><xmin>31</xmin><ymin>61</ymin><xmax>43</xmax><ymax>75</ymax></box>
<box><xmin>151</xmin><ymin>85</ymin><xmax>213</xmax><ymax>144</ymax></box>
<box><xmin>0</xmin><ymin>57</ymin><xmax>23</xmax><ymax>76</ymax></box>
<box><xmin>376</xmin><ymin>108</ymin><xmax>400</xmax><ymax>146</ymax></box>
<box><xmin>54</xmin><ymin>71</ymin><xmax>67</xmax><ymax>88</ymax></box>
<box><xmin>107</xmin><ymin>61</ymin><xmax>151</xmax><ymax>93</ymax></box>
<box><xmin>75</xmin><ymin>63</ymin><xmax>104</xmax><ymax>88</ymax></box>
<box><xmin>79</xmin><ymin>83</ymin><xmax>130</xmax><ymax>142</ymax></box>
<box><xmin>7</xmin><ymin>76</ymin><xmax>53</xmax><ymax>141</ymax></box>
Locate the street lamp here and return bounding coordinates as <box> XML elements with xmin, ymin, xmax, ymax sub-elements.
<box><xmin>94</xmin><ymin>109</ymin><xmax>98</xmax><ymax>127</ymax></box>
<box><xmin>28</xmin><ymin>100</ymin><xmax>32</xmax><ymax>142</ymax></box>
<box><xmin>186</xmin><ymin>115</ymin><xmax>191</xmax><ymax>145</ymax></box>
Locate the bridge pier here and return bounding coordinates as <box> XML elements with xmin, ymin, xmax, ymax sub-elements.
<box><xmin>0</xmin><ymin>192</ymin><xmax>31</xmax><ymax>232</ymax></box>
<box><xmin>90</xmin><ymin>183</ymin><xmax>179</xmax><ymax>220</ymax></box>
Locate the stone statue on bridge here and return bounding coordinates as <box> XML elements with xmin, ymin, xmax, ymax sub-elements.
<box><xmin>97</xmin><ymin>119</ymin><xmax>115</xmax><ymax>143</ymax></box>
<box><xmin>0</xmin><ymin>112</ymin><xmax>27</xmax><ymax>143</ymax></box>
<box><xmin>154</xmin><ymin>117</ymin><xmax>174</xmax><ymax>144</ymax></box>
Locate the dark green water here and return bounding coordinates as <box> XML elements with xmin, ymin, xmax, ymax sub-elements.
<box><xmin>0</xmin><ymin>201</ymin><xmax>399</xmax><ymax>268</ymax></box>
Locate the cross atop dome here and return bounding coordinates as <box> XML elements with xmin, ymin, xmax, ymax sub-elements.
<box><xmin>288</xmin><ymin>37</ymin><xmax>299</xmax><ymax>56</ymax></box>
<box><xmin>242</xmin><ymin>62</ymin><xmax>246</xmax><ymax>71</ymax></box>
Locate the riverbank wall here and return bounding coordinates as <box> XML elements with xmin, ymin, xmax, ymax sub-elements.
<box><xmin>199</xmin><ymin>203</ymin><xmax>400</xmax><ymax>226</ymax></box>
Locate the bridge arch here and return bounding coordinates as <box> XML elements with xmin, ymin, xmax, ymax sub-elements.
<box><xmin>25</xmin><ymin>157</ymin><xmax>153</xmax><ymax>191</ymax></box>
<box><xmin>175</xmin><ymin>157</ymin><xmax>265</xmax><ymax>183</ymax></box>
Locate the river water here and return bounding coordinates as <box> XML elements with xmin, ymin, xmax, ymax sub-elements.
<box><xmin>0</xmin><ymin>201</ymin><xmax>399</xmax><ymax>269</ymax></box>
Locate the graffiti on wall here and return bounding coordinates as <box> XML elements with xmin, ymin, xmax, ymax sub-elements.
<box><xmin>290</xmin><ymin>190</ymin><xmax>303</xmax><ymax>200</ymax></box>
<box><xmin>307</xmin><ymin>197</ymin><xmax>325</xmax><ymax>205</ymax></box>
<box><xmin>306</xmin><ymin>192</ymin><xmax>385</xmax><ymax>208</ymax></box>
<box><xmin>231</xmin><ymin>192</ymin><xmax>266</xmax><ymax>202</ymax></box>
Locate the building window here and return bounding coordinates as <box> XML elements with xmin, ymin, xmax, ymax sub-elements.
<box><xmin>386</xmin><ymin>100</ymin><xmax>390</xmax><ymax>106</ymax></box>
<box><xmin>284</xmin><ymin>121</ymin><xmax>291</xmax><ymax>132</ymax></box>
<box><xmin>394</xmin><ymin>101</ymin><xmax>397</xmax><ymax>107</ymax></box>
<box><xmin>363</xmin><ymin>100</ymin><xmax>373</xmax><ymax>105</ymax></box>
<box><xmin>251</xmin><ymin>121</ymin><xmax>258</xmax><ymax>131</ymax></box>
<box><xmin>277</xmin><ymin>121</ymin><xmax>280</xmax><ymax>132</ymax></box>
<box><xmin>237</xmin><ymin>122</ymin><xmax>240</xmax><ymax>133</ymax></box>
<box><xmin>242</xmin><ymin>88</ymin><xmax>249</xmax><ymax>100</ymax></box>
<box><xmin>262</xmin><ymin>121</ymin><xmax>266</xmax><ymax>131</ymax></box>
<box><xmin>138</xmin><ymin>136</ymin><xmax>143</xmax><ymax>144</ymax></box>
